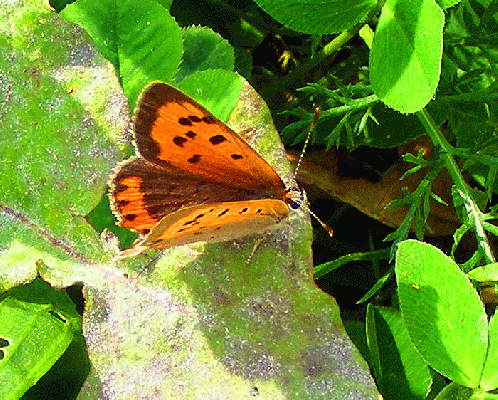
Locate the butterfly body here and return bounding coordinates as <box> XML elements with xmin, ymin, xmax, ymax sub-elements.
<box><xmin>109</xmin><ymin>83</ymin><xmax>291</xmax><ymax>257</ymax></box>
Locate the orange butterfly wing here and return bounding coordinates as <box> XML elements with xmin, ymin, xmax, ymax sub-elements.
<box><xmin>134</xmin><ymin>83</ymin><xmax>284</xmax><ymax>193</ymax></box>
<box><xmin>118</xmin><ymin>199</ymin><xmax>289</xmax><ymax>257</ymax></box>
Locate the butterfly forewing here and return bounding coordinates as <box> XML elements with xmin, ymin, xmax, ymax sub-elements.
<box><xmin>135</xmin><ymin>83</ymin><xmax>284</xmax><ymax>192</ymax></box>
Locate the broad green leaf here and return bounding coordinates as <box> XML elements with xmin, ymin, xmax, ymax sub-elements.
<box><xmin>396</xmin><ymin>240</ymin><xmax>488</xmax><ymax>387</ymax></box>
<box><xmin>174</xmin><ymin>26</ymin><xmax>235</xmax><ymax>85</ymax></box>
<box><xmin>61</xmin><ymin>0</ymin><xmax>183</xmax><ymax>109</ymax></box>
<box><xmin>253</xmin><ymin>0</ymin><xmax>376</xmax><ymax>34</ymax></box>
<box><xmin>366</xmin><ymin>306</ymin><xmax>432</xmax><ymax>399</ymax></box>
<box><xmin>178</xmin><ymin>70</ymin><xmax>244</xmax><ymax>123</ymax></box>
<box><xmin>0</xmin><ymin>281</ymin><xmax>80</xmax><ymax>400</ymax></box>
<box><xmin>370</xmin><ymin>0</ymin><xmax>444</xmax><ymax>113</ymax></box>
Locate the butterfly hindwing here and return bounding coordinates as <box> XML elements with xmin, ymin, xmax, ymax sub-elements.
<box><xmin>110</xmin><ymin>157</ymin><xmax>287</xmax><ymax>236</ymax></box>
<box><xmin>120</xmin><ymin>199</ymin><xmax>289</xmax><ymax>257</ymax></box>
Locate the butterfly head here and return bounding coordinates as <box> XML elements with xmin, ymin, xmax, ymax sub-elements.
<box><xmin>285</xmin><ymin>185</ymin><xmax>304</xmax><ymax>210</ymax></box>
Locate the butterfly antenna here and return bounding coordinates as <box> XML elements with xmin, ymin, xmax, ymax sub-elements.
<box><xmin>291</xmin><ymin>107</ymin><xmax>333</xmax><ymax>238</ymax></box>
<box><xmin>308</xmin><ymin>208</ymin><xmax>334</xmax><ymax>237</ymax></box>
<box><xmin>293</xmin><ymin>107</ymin><xmax>321</xmax><ymax>179</ymax></box>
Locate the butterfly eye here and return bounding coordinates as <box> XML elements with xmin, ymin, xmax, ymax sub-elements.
<box><xmin>288</xmin><ymin>199</ymin><xmax>301</xmax><ymax>210</ymax></box>
<box><xmin>283</xmin><ymin>185</ymin><xmax>305</xmax><ymax>210</ymax></box>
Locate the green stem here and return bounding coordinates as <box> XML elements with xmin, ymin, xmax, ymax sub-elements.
<box><xmin>264</xmin><ymin>0</ymin><xmax>386</xmax><ymax>100</ymax></box>
<box><xmin>417</xmin><ymin>109</ymin><xmax>495</xmax><ymax>264</ymax></box>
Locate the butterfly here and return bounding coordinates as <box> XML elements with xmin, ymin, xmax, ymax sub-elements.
<box><xmin>109</xmin><ymin>82</ymin><xmax>300</xmax><ymax>257</ymax></box>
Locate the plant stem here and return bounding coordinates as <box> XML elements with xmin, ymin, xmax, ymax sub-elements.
<box><xmin>417</xmin><ymin>109</ymin><xmax>495</xmax><ymax>264</ymax></box>
<box><xmin>321</xmin><ymin>94</ymin><xmax>379</xmax><ymax>118</ymax></box>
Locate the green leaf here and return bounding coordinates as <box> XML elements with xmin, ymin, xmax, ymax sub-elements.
<box><xmin>314</xmin><ymin>248</ymin><xmax>390</xmax><ymax>279</ymax></box>
<box><xmin>0</xmin><ymin>280</ymin><xmax>80</xmax><ymax>400</ymax></box>
<box><xmin>174</xmin><ymin>26</ymin><xmax>235</xmax><ymax>84</ymax></box>
<box><xmin>253</xmin><ymin>0</ymin><xmax>376</xmax><ymax>34</ymax></box>
<box><xmin>396</xmin><ymin>240</ymin><xmax>488</xmax><ymax>387</ymax></box>
<box><xmin>116</xmin><ymin>0</ymin><xmax>182</xmax><ymax>107</ymax></box>
<box><xmin>370</xmin><ymin>0</ymin><xmax>444</xmax><ymax>113</ymax></box>
<box><xmin>178</xmin><ymin>70</ymin><xmax>244</xmax><ymax>123</ymax></box>
<box><xmin>366</xmin><ymin>306</ymin><xmax>432</xmax><ymax>399</ymax></box>
<box><xmin>357</xmin><ymin>268</ymin><xmax>394</xmax><ymax>304</ymax></box>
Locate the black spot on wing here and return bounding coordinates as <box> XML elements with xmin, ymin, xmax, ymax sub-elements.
<box><xmin>218</xmin><ymin>209</ymin><xmax>229</xmax><ymax>217</ymax></box>
<box><xmin>178</xmin><ymin>117</ymin><xmax>192</xmax><ymax>126</ymax></box>
<box><xmin>173</xmin><ymin>136</ymin><xmax>188</xmax><ymax>147</ymax></box>
<box><xmin>209</xmin><ymin>135</ymin><xmax>227</xmax><ymax>145</ymax></box>
<box><xmin>124</xmin><ymin>214</ymin><xmax>137</xmax><ymax>221</ymax></box>
<box><xmin>188</xmin><ymin>154</ymin><xmax>201</xmax><ymax>164</ymax></box>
